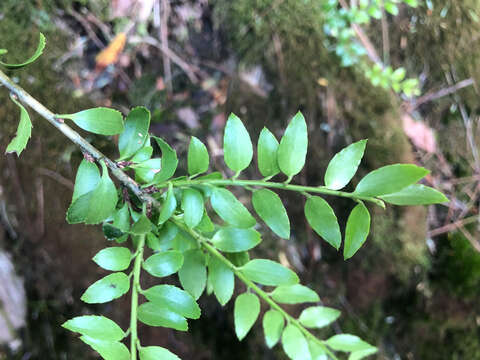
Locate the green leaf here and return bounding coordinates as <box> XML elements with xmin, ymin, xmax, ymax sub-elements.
<box><xmin>299</xmin><ymin>306</ymin><xmax>341</xmax><ymax>328</ymax></box>
<box><xmin>133</xmin><ymin>158</ymin><xmax>161</xmax><ymax>183</ymax></box>
<box><xmin>281</xmin><ymin>324</ymin><xmax>311</xmax><ymax>360</ymax></box>
<box><xmin>80</xmin><ymin>336</ymin><xmax>130</xmax><ymax>360</ymax></box>
<box><xmin>102</xmin><ymin>223</ymin><xmax>125</xmax><ymax>240</ymax></box>
<box><xmin>354</xmin><ymin>164</ymin><xmax>429</xmax><ymax>196</ymax></box>
<box><xmin>139</xmin><ymin>346</ymin><xmax>181</xmax><ymax>360</ymax></box>
<box><xmin>225</xmin><ymin>251</ymin><xmax>250</xmax><ymax>267</ymax></box>
<box><xmin>178</xmin><ymin>249</ymin><xmax>207</xmax><ymax>300</ymax></box>
<box><xmin>81</xmin><ymin>272</ymin><xmax>130</xmax><ymax>304</ymax></box>
<box><xmin>263</xmin><ymin>309</ymin><xmax>284</xmax><ymax>348</ymax></box>
<box><xmin>208</xmin><ymin>256</ymin><xmax>234</xmax><ymax>306</ymax></box>
<box><xmin>131</xmin><ymin>145</ymin><xmax>153</xmax><ymax>162</ymax></box>
<box><xmin>148</xmin><ymin>221</ymin><xmax>178</xmax><ymax>251</ymax></box>
<box><xmin>271</xmin><ymin>284</ymin><xmax>319</xmax><ymax>304</ymax></box>
<box><xmin>152</xmin><ymin>137</ymin><xmax>178</xmax><ymax>184</ymax></box>
<box><xmin>252</xmin><ymin>189</ymin><xmax>290</xmax><ymax>239</ymax></box>
<box><xmin>130</xmin><ymin>214</ymin><xmax>153</xmax><ymax>235</ymax></box>
<box><xmin>118</xmin><ymin>106</ymin><xmax>150</xmax><ymax>160</ymax></box>
<box><xmin>67</xmin><ymin>161</ymin><xmax>118</xmax><ymax>225</ymax></box>
<box><xmin>343</xmin><ymin>202</ymin><xmax>371</xmax><ymax>260</ymax></box>
<box><xmin>309</xmin><ymin>341</ymin><xmax>328</xmax><ymax>360</ymax></box>
<box><xmin>188</xmin><ymin>136</ymin><xmax>209</xmax><ymax>175</ymax></box>
<box><xmin>196</xmin><ymin>211</ymin><xmax>215</xmax><ymax>233</ymax></box>
<box><xmin>212</xmin><ymin>227</ymin><xmax>261</xmax><ymax>252</ymax></box>
<box><xmin>59</xmin><ymin>108</ymin><xmax>124</xmax><ymax>135</ymax></box>
<box><xmin>158</xmin><ymin>186</ymin><xmax>177</xmax><ymax>224</ymax></box>
<box><xmin>257</xmin><ymin>127</ymin><xmax>280</xmax><ymax>177</ymax></box>
<box><xmin>5</xmin><ymin>95</ymin><xmax>32</xmax><ymax>156</ymax></box>
<box><xmin>137</xmin><ymin>302</ymin><xmax>188</xmax><ymax>331</ymax></box>
<box><xmin>277</xmin><ymin>112</ymin><xmax>308</xmax><ymax>178</ymax></box>
<box><xmin>210</xmin><ymin>188</ymin><xmax>256</xmax><ymax>228</ymax></box>
<box><xmin>379</xmin><ymin>184</ymin><xmax>448</xmax><ymax>205</ymax></box>
<box><xmin>349</xmin><ymin>348</ymin><xmax>378</xmax><ymax>360</ymax></box>
<box><xmin>0</xmin><ymin>33</ymin><xmax>45</xmax><ymax>69</ymax></box>
<box><xmin>223</xmin><ymin>113</ymin><xmax>253</xmax><ymax>172</ymax></box>
<box><xmin>113</xmin><ymin>203</ymin><xmax>130</xmax><ymax>232</ymax></box>
<box><xmin>93</xmin><ymin>247</ymin><xmax>132</xmax><ymax>271</ymax></box>
<box><xmin>234</xmin><ymin>292</ymin><xmax>260</xmax><ymax>340</ymax></box>
<box><xmin>182</xmin><ymin>188</ymin><xmax>204</xmax><ymax>228</ymax></box>
<box><xmin>384</xmin><ymin>2</ymin><xmax>399</xmax><ymax>15</ymax></box>
<box><xmin>143</xmin><ymin>251</ymin><xmax>184</xmax><ymax>277</ymax></box>
<box><xmin>325</xmin><ymin>334</ymin><xmax>374</xmax><ymax>352</ymax></box>
<box><xmin>72</xmin><ymin>159</ymin><xmax>100</xmax><ymax>202</ymax></box>
<box><xmin>304</xmin><ymin>196</ymin><xmax>341</xmax><ymax>249</ymax></box>
<box><xmin>143</xmin><ymin>284</ymin><xmax>200</xmax><ymax>319</ymax></box>
<box><xmin>240</xmin><ymin>259</ymin><xmax>299</xmax><ymax>286</ymax></box>
<box><xmin>62</xmin><ymin>315</ymin><xmax>125</xmax><ymax>341</ymax></box>
<box><xmin>324</xmin><ymin>140</ymin><xmax>367</xmax><ymax>190</ymax></box>
<box><xmin>0</xmin><ymin>49</ymin><xmax>7</xmax><ymax>55</ymax></box>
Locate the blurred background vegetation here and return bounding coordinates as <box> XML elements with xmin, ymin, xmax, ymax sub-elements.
<box><xmin>0</xmin><ymin>0</ymin><xmax>479</xmax><ymax>359</ymax></box>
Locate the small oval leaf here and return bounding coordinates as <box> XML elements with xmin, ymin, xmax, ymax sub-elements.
<box><xmin>71</xmin><ymin>159</ymin><xmax>101</xmax><ymax>202</ymax></box>
<box><xmin>277</xmin><ymin>112</ymin><xmax>308</xmax><ymax>177</ymax></box>
<box><xmin>118</xmin><ymin>106</ymin><xmax>150</xmax><ymax>160</ymax></box>
<box><xmin>379</xmin><ymin>184</ymin><xmax>448</xmax><ymax>205</ymax></box>
<box><xmin>234</xmin><ymin>292</ymin><xmax>260</xmax><ymax>340</ymax></box>
<box><xmin>139</xmin><ymin>346</ymin><xmax>181</xmax><ymax>360</ymax></box>
<box><xmin>212</xmin><ymin>227</ymin><xmax>261</xmax><ymax>252</ymax></box>
<box><xmin>143</xmin><ymin>251</ymin><xmax>184</xmax><ymax>277</ymax></box>
<box><xmin>223</xmin><ymin>113</ymin><xmax>253</xmax><ymax>172</ymax></box>
<box><xmin>325</xmin><ymin>334</ymin><xmax>375</xmax><ymax>352</ymax></box>
<box><xmin>81</xmin><ymin>272</ymin><xmax>130</xmax><ymax>304</ymax></box>
<box><xmin>208</xmin><ymin>256</ymin><xmax>234</xmax><ymax>306</ymax></box>
<box><xmin>152</xmin><ymin>137</ymin><xmax>178</xmax><ymax>184</ymax></box>
<box><xmin>281</xmin><ymin>324</ymin><xmax>311</xmax><ymax>360</ymax></box>
<box><xmin>93</xmin><ymin>247</ymin><xmax>132</xmax><ymax>271</ymax></box>
<box><xmin>188</xmin><ymin>136</ymin><xmax>209</xmax><ymax>175</ymax></box>
<box><xmin>182</xmin><ymin>188</ymin><xmax>204</xmax><ymax>228</ymax></box>
<box><xmin>60</xmin><ymin>108</ymin><xmax>124</xmax><ymax>135</ymax></box>
<box><xmin>240</xmin><ymin>259</ymin><xmax>299</xmax><ymax>286</ymax></box>
<box><xmin>354</xmin><ymin>164</ymin><xmax>429</xmax><ymax>196</ymax></box>
<box><xmin>343</xmin><ymin>202</ymin><xmax>370</xmax><ymax>260</ymax></box>
<box><xmin>210</xmin><ymin>188</ymin><xmax>256</xmax><ymax>228</ymax></box>
<box><xmin>158</xmin><ymin>186</ymin><xmax>177</xmax><ymax>225</ymax></box>
<box><xmin>324</xmin><ymin>139</ymin><xmax>367</xmax><ymax>190</ymax></box>
<box><xmin>178</xmin><ymin>249</ymin><xmax>207</xmax><ymax>300</ymax></box>
<box><xmin>138</xmin><ymin>302</ymin><xmax>188</xmax><ymax>331</ymax></box>
<box><xmin>252</xmin><ymin>189</ymin><xmax>290</xmax><ymax>239</ymax></box>
<box><xmin>62</xmin><ymin>315</ymin><xmax>125</xmax><ymax>341</ymax></box>
<box><xmin>80</xmin><ymin>336</ymin><xmax>130</xmax><ymax>360</ymax></box>
<box><xmin>304</xmin><ymin>196</ymin><xmax>341</xmax><ymax>249</ymax></box>
<box><xmin>298</xmin><ymin>306</ymin><xmax>341</xmax><ymax>328</ymax></box>
<box><xmin>257</xmin><ymin>127</ymin><xmax>280</xmax><ymax>177</ymax></box>
<box><xmin>271</xmin><ymin>284</ymin><xmax>319</xmax><ymax>304</ymax></box>
<box><xmin>143</xmin><ymin>284</ymin><xmax>200</xmax><ymax>319</ymax></box>
<box><xmin>263</xmin><ymin>309</ymin><xmax>284</xmax><ymax>348</ymax></box>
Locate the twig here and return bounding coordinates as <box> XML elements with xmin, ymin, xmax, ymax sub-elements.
<box><xmin>427</xmin><ymin>215</ymin><xmax>478</xmax><ymax>237</ymax></box>
<box><xmin>381</xmin><ymin>1</ymin><xmax>390</xmax><ymax>65</ymax></box>
<box><xmin>68</xmin><ymin>8</ymin><xmax>105</xmax><ymax>49</ymax></box>
<box><xmin>36</xmin><ymin>168</ymin><xmax>74</xmax><ymax>190</ymax></box>
<box><xmin>159</xmin><ymin>0</ymin><xmax>173</xmax><ymax>93</ymax></box>
<box><xmin>410</xmin><ymin>78</ymin><xmax>475</xmax><ymax>110</ymax></box>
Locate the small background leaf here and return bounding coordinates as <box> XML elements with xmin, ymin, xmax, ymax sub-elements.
<box><xmin>0</xmin><ymin>33</ymin><xmax>45</xmax><ymax>69</ymax></box>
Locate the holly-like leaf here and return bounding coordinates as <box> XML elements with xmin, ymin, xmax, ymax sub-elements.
<box><xmin>81</xmin><ymin>272</ymin><xmax>130</xmax><ymax>303</ymax></box>
<box><xmin>252</xmin><ymin>189</ymin><xmax>290</xmax><ymax>239</ymax></box>
<box><xmin>152</xmin><ymin>137</ymin><xmax>178</xmax><ymax>184</ymax></box>
<box><xmin>67</xmin><ymin>161</ymin><xmax>118</xmax><ymax>225</ymax></box>
<box><xmin>143</xmin><ymin>251</ymin><xmax>184</xmax><ymax>277</ymax></box>
<box><xmin>139</xmin><ymin>346</ymin><xmax>181</xmax><ymax>360</ymax></box>
<box><xmin>80</xmin><ymin>336</ymin><xmax>130</xmax><ymax>360</ymax></box>
<box><xmin>304</xmin><ymin>196</ymin><xmax>341</xmax><ymax>249</ymax></box>
<box><xmin>0</xmin><ymin>33</ymin><xmax>45</xmax><ymax>69</ymax></box>
<box><xmin>354</xmin><ymin>164</ymin><xmax>429</xmax><ymax>196</ymax></box>
<box><xmin>93</xmin><ymin>247</ymin><xmax>132</xmax><ymax>271</ymax></box>
<box><xmin>234</xmin><ymin>292</ymin><xmax>260</xmax><ymax>341</ymax></box>
<box><xmin>59</xmin><ymin>108</ymin><xmax>124</xmax><ymax>135</ymax></box>
<box><xmin>208</xmin><ymin>256</ymin><xmax>234</xmax><ymax>306</ymax></box>
<box><xmin>182</xmin><ymin>188</ymin><xmax>204</xmax><ymax>228</ymax></box>
<box><xmin>143</xmin><ymin>284</ymin><xmax>200</xmax><ymax>319</ymax></box>
<box><xmin>62</xmin><ymin>315</ymin><xmax>125</xmax><ymax>341</ymax></box>
<box><xmin>6</xmin><ymin>95</ymin><xmax>32</xmax><ymax>156</ymax></box>
<box><xmin>343</xmin><ymin>202</ymin><xmax>370</xmax><ymax>260</ymax></box>
<box><xmin>379</xmin><ymin>184</ymin><xmax>448</xmax><ymax>205</ymax></box>
<box><xmin>178</xmin><ymin>249</ymin><xmax>206</xmax><ymax>300</ymax></box>
<box><xmin>211</xmin><ymin>227</ymin><xmax>261</xmax><ymax>252</ymax></box>
<box><xmin>210</xmin><ymin>188</ymin><xmax>256</xmax><ymax>228</ymax></box>
<box><xmin>299</xmin><ymin>306</ymin><xmax>341</xmax><ymax>329</ymax></box>
<box><xmin>138</xmin><ymin>302</ymin><xmax>188</xmax><ymax>331</ymax></box>
<box><xmin>271</xmin><ymin>284</ymin><xmax>319</xmax><ymax>304</ymax></box>
<box><xmin>187</xmin><ymin>136</ymin><xmax>209</xmax><ymax>175</ymax></box>
<box><xmin>277</xmin><ymin>112</ymin><xmax>308</xmax><ymax>178</ymax></box>
<box><xmin>325</xmin><ymin>334</ymin><xmax>375</xmax><ymax>353</ymax></box>
<box><xmin>223</xmin><ymin>113</ymin><xmax>253</xmax><ymax>172</ymax></box>
<box><xmin>324</xmin><ymin>140</ymin><xmax>367</xmax><ymax>190</ymax></box>
<box><xmin>118</xmin><ymin>106</ymin><xmax>150</xmax><ymax>160</ymax></box>
<box><xmin>263</xmin><ymin>309</ymin><xmax>284</xmax><ymax>348</ymax></box>
<box><xmin>240</xmin><ymin>259</ymin><xmax>299</xmax><ymax>286</ymax></box>
<box><xmin>281</xmin><ymin>324</ymin><xmax>311</xmax><ymax>360</ymax></box>
<box><xmin>257</xmin><ymin>127</ymin><xmax>280</xmax><ymax>177</ymax></box>
<box><xmin>158</xmin><ymin>185</ymin><xmax>177</xmax><ymax>224</ymax></box>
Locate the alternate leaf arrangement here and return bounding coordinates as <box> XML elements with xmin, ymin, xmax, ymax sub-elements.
<box><xmin>1</xmin><ymin>34</ymin><xmax>448</xmax><ymax>360</ymax></box>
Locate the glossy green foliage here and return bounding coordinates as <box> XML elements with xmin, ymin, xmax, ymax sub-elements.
<box><xmin>263</xmin><ymin>310</ymin><xmax>284</xmax><ymax>348</ymax></box>
<box><xmin>143</xmin><ymin>285</ymin><xmax>200</xmax><ymax>319</ymax></box>
<box><xmin>59</xmin><ymin>108</ymin><xmax>124</xmax><ymax>135</ymax></box>
<box><xmin>181</xmin><ymin>188</ymin><xmax>204</xmax><ymax>228</ymax></box>
<box><xmin>240</xmin><ymin>259</ymin><xmax>299</xmax><ymax>286</ymax></box>
<box><xmin>139</xmin><ymin>346</ymin><xmax>181</xmax><ymax>360</ymax></box>
<box><xmin>252</xmin><ymin>189</ymin><xmax>290</xmax><ymax>239</ymax></box>
<box><xmin>178</xmin><ymin>249</ymin><xmax>207</xmax><ymax>300</ymax></box>
<box><xmin>344</xmin><ymin>202</ymin><xmax>371</xmax><ymax>260</ymax></box>
<box><xmin>93</xmin><ymin>247</ymin><xmax>132</xmax><ymax>271</ymax></box>
<box><xmin>0</xmin><ymin>33</ymin><xmax>45</xmax><ymax>69</ymax></box>
<box><xmin>271</xmin><ymin>284</ymin><xmax>319</xmax><ymax>305</ymax></box>
<box><xmin>208</xmin><ymin>256</ymin><xmax>234</xmax><ymax>305</ymax></box>
<box><xmin>80</xmin><ymin>336</ymin><xmax>130</xmax><ymax>360</ymax></box>
<box><xmin>6</xmin><ymin>95</ymin><xmax>32</xmax><ymax>155</ymax></box>
<box><xmin>81</xmin><ymin>272</ymin><xmax>130</xmax><ymax>304</ymax></box>
<box><xmin>380</xmin><ymin>184</ymin><xmax>449</xmax><ymax>205</ymax></box>
<box><xmin>210</xmin><ymin>188</ymin><xmax>255</xmax><ymax>228</ymax></box>
<box><xmin>152</xmin><ymin>136</ymin><xmax>178</xmax><ymax>183</ymax></box>
<box><xmin>257</xmin><ymin>127</ymin><xmax>280</xmax><ymax>177</ymax></box>
<box><xmin>143</xmin><ymin>251</ymin><xmax>183</xmax><ymax>277</ymax></box>
<box><xmin>281</xmin><ymin>325</ymin><xmax>311</xmax><ymax>360</ymax></box>
<box><xmin>138</xmin><ymin>302</ymin><xmax>188</xmax><ymax>331</ymax></box>
<box><xmin>212</xmin><ymin>227</ymin><xmax>261</xmax><ymax>252</ymax></box>
<box><xmin>299</xmin><ymin>306</ymin><xmax>341</xmax><ymax>329</ymax></box>
<box><xmin>277</xmin><ymin>112</ymin><xmax>308</xmax><ymax>178</ymax></box>
<box><xmin>223</xmin><ymin>113</ymin><xmax>253</xmax><ymax>172</ymax></box>
<box><xmin>305</xmin><ymin>196</ymin><xmax>341</xmax><ymax>249</ymax></box>
<box><xmin>234</xmin><ymin>292</ymin><xmax>260</xmax><ymax>340</ymax></box>
<box><xmin>187</xmin><ymin>136</ymin><xmax>209</xmax><ymax>175</ymax></box>
<box><xmin>324</xmin><ymin>140</ymin><xmax>366</xmax><ymax>190</ymax></box>
<box><xmin>62</xmin><ymin>315</ymin><xmax>125</xmax><ymax>341</ymax></box>
<box><xmin>118</xmin><ymin>107</ymin><xmax>150</xmax><ymax>160</ymax></box>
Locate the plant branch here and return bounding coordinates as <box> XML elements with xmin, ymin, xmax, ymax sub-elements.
<box><xmin>174</xmin><ymin>220</ymin><xmax>340</xmax><ymax>360</ymax></box>
<box><xmin>161</xmin><ymin>178</ymin><xmax>385</xmax><ymax>208</ymax></box>
<box><xmin>130</xmin><ymin>235</ymin><xmax>145</xmax><ymax>360</ymax></box>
